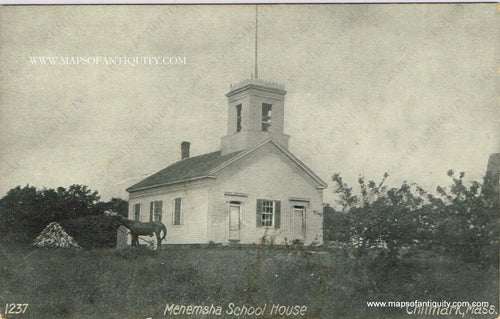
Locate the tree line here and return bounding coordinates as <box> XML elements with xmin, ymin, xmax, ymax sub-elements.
<box><xmin>324</xmin><ymin>170</ymin><xmax>498</xmax><ymax>264</ymax></box>
<box><xmin>0</xmin><ymin>184</ymin><xmax>127</xmax><ymax>248</ymax></box>
<box><xmin>0</xmin><ymin>168</ymin><xmax>497</xmax><ymax>260</ymax></box>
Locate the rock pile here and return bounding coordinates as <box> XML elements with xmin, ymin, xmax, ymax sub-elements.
<box><xmin>32</xmin><ymin>222</ymin><xmax>81</xmax><ymax>248</ymax></box>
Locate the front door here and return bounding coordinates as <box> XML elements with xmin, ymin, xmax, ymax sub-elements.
<box><xmin>229</xmin><ymin>202</ymin><xmax>241</xmax><ymax>241</ymax></box>
<box><xmin>293</xmin><ymin>206</ymin><xmax>306</xmax><ymax>240</ymax></box>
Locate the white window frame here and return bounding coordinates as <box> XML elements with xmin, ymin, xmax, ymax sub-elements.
<box><xmin>134</xmin><ymin>203</ymin><xmax>141</xmax><ymax>221</ymax></box>
<box><xmin>152</xmin><ymin>201</ymin><xmax>162</xmax><ymax>222</ymax></box>
<box><xmin>261</xmin><ymin>103</ymin><xmax>272</xmax><ymax>132</ymax></box>
<box><xmin>172</xmin><ymin>197</ymin><xmax>182</xmax><ymax>226</ymax></box>
<box><xmin>261</xmin><ymin>200</ymin><xmax>275</xmax><ymax>228</ymax></box>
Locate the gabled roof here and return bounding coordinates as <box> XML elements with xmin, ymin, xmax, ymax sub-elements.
<box><xmin>126</xmin><ymin>150</ymin><xmax>243</xmax><ymax>192</ymax></box>
<box><xmin>126</xmin><ymin>139</ymin><xmax>327</xmax><ymax>193</ymax></box>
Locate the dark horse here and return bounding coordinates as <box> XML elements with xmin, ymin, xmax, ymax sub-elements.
<box><xmin>116</xmin><ymin>216</ymin><xmax>167</xmax><ymax>250</ymax></box>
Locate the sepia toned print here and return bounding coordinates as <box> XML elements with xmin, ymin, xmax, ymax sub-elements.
<box><xmin>0</xmin><ymin>4</ymin><xmax>498</xmax><ymax>319</ymax></box>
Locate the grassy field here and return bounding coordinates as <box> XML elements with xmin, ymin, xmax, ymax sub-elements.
<box><xmin>0</xmin><ymin>244</ymin><xmax>498</xmax><ymax>319</ymax></box>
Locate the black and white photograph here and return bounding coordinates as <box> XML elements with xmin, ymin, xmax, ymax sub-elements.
<box><xmin>0</xmin><ymin>3</ymin><xmax>498</xmax><ymax>318</ymax></box>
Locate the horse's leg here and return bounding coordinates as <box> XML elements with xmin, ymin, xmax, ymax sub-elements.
<box><xmin>132</xmin><ymin>234</ymin><xmax>138</xmax><ymax>247</ymax></box>
<box><xmin>156</xmin><ymin>231</ymin><xmax>162</xmax><ymax>251</ymax></box>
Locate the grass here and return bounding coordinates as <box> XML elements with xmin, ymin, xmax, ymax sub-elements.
<box><xmin>0</xmin><ymin>244</ymin><xmax>497</xmax><ymax>319</ymax></box>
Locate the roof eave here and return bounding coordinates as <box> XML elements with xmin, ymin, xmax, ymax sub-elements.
<box><xmin>126</xmin><ymin>175</ymin><xmax>216</xmax><ymax>193</ymax></box>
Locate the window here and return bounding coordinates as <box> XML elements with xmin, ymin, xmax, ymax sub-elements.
<box><xmin>256</xmin><ymin>199</ymin><xmax>280</xmax><ymax>228</ymax></box>
<box><xmin>236</xmin><ymin>104</ymin><xmax>242</xmax><ymax>132</ymax></box>
<box><xmin>262</xmin><ymin>200</ymin><xmax>274</xmax><ymax>227</ymax></box>
<box><xmin>173</xmin><ymin>197</ymin><xmax>182</xmax><ymax>225</ymax></box>
<box><xmin>134</xmin><ymin>203</ymin><xmax>140</xmax><ymax>221</ymax></box>
<box><xmin>149</xmin><ymin>201</ymin><xmax>162</xmax><ymax>222</ymax></box>
<box><xmin>261</xmin><ymin>103</ymin><xmax>272</xmax><ymax>131</ymax></box>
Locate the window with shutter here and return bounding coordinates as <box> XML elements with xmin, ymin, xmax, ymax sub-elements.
<box><xmin>256</xmin><ymin>199</ymin><xmax>263</xmax><ymax>227</ymax></box>
<box><xmin>149</xmin><ymin>202</ymin><xmax>154</xmax><ymax>222</ymax></box>
<box><xmin>149</xmin><ymin>201</ymin><xmax>162</xmax><ymax>222</ymax></box>
<box><xmin>173</xmin><ymin>197</ymin><xmax>182</xmax><ymax>225</ymax></box>
<box><xmin>134</xmin><ymin>203</ymin><xmax>140</xmax><ymax>221</ymax></box>
<box><xmin>153</xmin><ymin>201</ymin><xmax>162</xmax><ymax>222</ymax></box>
<box><xmin>262</xmin><ymin>200</ymin><xmax>274</xmax><ymax>227</ymax></box>
<box><xmin>256</xmin><ymin>199</ymin><xmax>280</xmax><ymax>228</ymax></box>
<box><xmin>274</xmin><ymin>200</ymin><xmax>281</xmax><ymax>229</ymax></box>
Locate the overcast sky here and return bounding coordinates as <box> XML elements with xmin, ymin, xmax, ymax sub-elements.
<box><xmin>0</xmin><ymin>4</ymin><xmax>498</xmax><ymax>203</ymax></box>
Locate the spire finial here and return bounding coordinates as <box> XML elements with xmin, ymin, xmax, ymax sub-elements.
<box><xmin>254</xmin><ymin>5</ymin><xmax>258</xmax><ymax>80</ymax></box>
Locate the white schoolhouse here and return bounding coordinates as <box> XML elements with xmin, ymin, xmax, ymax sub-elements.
<box><xmin>126</xmin><ymin>78</ymin><xmax>327</xmax><ymax>245</ymax></box>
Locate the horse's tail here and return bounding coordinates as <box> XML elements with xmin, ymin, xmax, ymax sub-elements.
<box><xmin>160</xmin><ymin>223</ymin><xmax>167</xmax><ymax>241</ymax></box>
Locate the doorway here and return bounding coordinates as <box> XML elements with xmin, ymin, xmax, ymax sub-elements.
<box><xmin>293</xmin><ymin>205</ymin><xmax>306</xmax><ymax>240</ymax></box>
<box><xmin>229</xmin><ymin>201</ymin><xmax>241</xmax><ymax>241</ymax></box>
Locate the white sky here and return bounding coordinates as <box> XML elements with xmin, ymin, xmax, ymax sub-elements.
<box><xmin>0</xmin><ymin>4</ymin><xmax>498</xmax><ymax>203</ymax></box>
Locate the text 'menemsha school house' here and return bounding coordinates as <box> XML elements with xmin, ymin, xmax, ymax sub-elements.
<box><xmin>126</xmin><ymin>77</ymin><xmax>327</xmax><ymax>245</ymax></box>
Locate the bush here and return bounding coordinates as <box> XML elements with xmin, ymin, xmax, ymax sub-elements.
<box><xmin>60</xmin><ymin>215</ymin><xmax>120</xmax><ymax>249</ymax></box>
<box><xmin>323</xmin><ymin>204</ymin><xmax>351</xmax><ymax>243</ymax></box>
<box><xmin>259</xmin><ymin>233</ymin><xmax>276</xmax><ymax>246</ymax></box>
<box><xmin>326</xmin><ymin>171</ymin><xmax>498</xmax><ymax>263</ymax></box>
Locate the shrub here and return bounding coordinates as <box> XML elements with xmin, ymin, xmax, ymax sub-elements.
<box><xmin>326</xmin><ymin>171</ymin><xmax>498</xmax><ymax>263</ymax></box>
<box><xmin>60</xmin><ymin>215</ymin><xmax>120</xmax><ymax>249</ymax></box>
<box><xmin>259</xmin><ymin>233</ymin><xmax>276</xmax><ymax>246</ymax></box>
<box><xmin>291</xmin><ymin>239</ymin><xmax>304</xmax><ymax>246</ymax></box>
